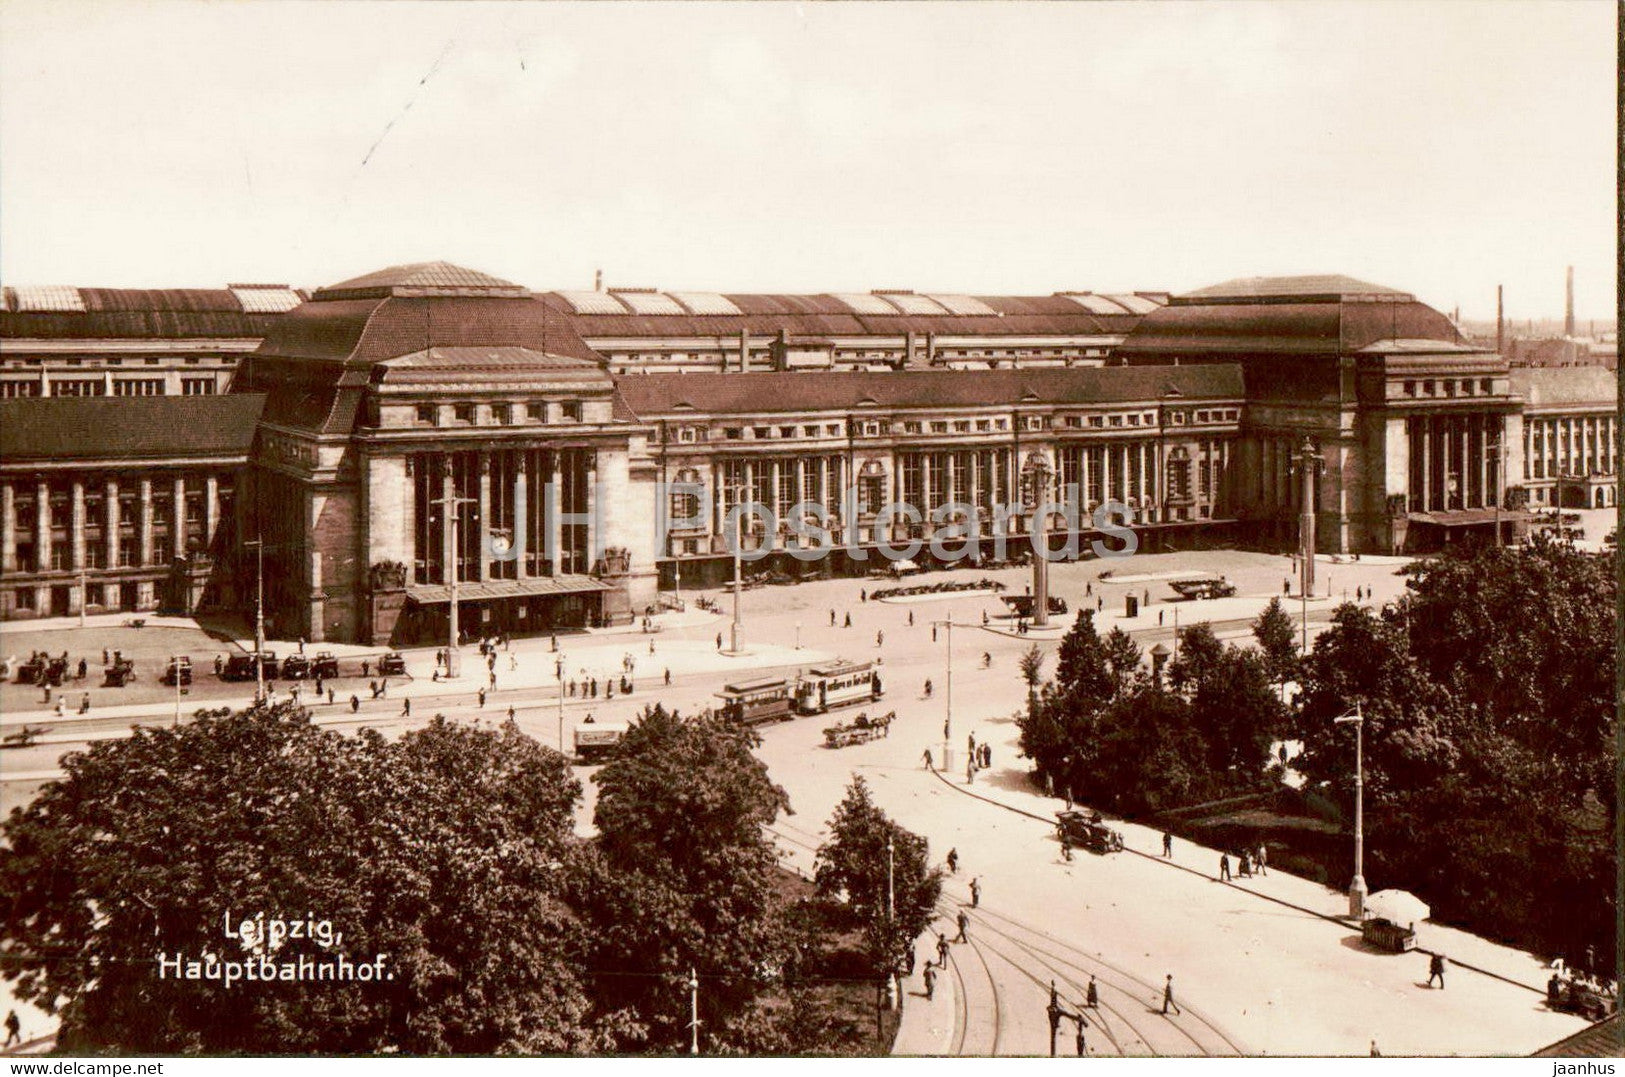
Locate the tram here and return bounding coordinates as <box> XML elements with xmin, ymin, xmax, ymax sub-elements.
<box><xmin>717</xmin><ymin>677</ymin><xmax>796</xmax><ymax>726</ymax></box>
<box><xmin>794</xmin><ymin>660</ymin><xmax>883</xmax><ymax>715</ymax></box>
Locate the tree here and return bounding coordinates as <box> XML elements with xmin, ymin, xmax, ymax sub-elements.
<box><xmin>1101</xmin><ymin>626</ymin><xmax>1144</xmax><ymax>696</ymax></box>
<box><xmin>0</xmin><ymin>705</ymin><xmax>595</xmax><ymax>1055</ymax></box>
<box><xmin>814</xmin><ymin>776</ymin><xmax>942</xmax><ymax>975</ymax></box>
<box><xmin>1017</xmin><ymin>644</ymin><xmax>1047</xmax><ymax>715</ymax></box>
<box><xmin>581</xmin><ymin>705</ymin><xmax>793</xmax><ymax>1051</ymax></box>
<box><xmin>1251</xmin><ymin>596</ymin><xmax>1299</xmax><ymax>685</ymax></box>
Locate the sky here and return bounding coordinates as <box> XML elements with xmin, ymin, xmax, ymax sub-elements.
<box><xmin>0</xmin><ymin>1</ymin><xmax>1614</xmax><ymax>321</ymax></box>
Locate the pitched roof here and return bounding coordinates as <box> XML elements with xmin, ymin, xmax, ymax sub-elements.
<box><xmin>1</xmin><ymin>287</ymin><xmax>298</xmax><ymax>340</ymax></box>
<box><xmin>0</xmin><ymin>394</ymin><xmax>265</xmax><ymax>463</ymax></box>
<box><xmin>1535</xmin><ymin>1013</ymin><xmax>1624</xmax><ymax>1057</ymax></box>
<box><xmin>613</xmin><ymin>366</ymin><xmax>1242</xmax><ymax>419</ymax></box>
<box><xmin>1117</xmin><ymin>298</ymin><xmax>1464</xmax><ymax>358</ymax></box>
<box><xmin>1510</xmin><ymin>367</ymin><xmax>1617</xmax><ymax>408</ymax></box>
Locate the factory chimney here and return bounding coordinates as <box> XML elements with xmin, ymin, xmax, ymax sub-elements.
<box><xmin>594</xmin><ymin>268</ymin><xmax>603</xmax><ymax>293</ymax></box>
<box><xmin>1564</xmin><ymin>266</ymin><xmax>1575</xmax><ymax>337</ymax></box>
<box><xmin>1495</xmin><ymin>285</ymin><xmax>1504</xmax><ymax>355</ymax></box>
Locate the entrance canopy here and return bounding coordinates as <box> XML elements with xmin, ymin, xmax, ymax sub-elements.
<box><xmin>1406</xmin><ymin>509</ymin><xmax>1531</xmax><ymax>527</ymax></box>
<box><xmin>406</xmin><ymin>575</ymin><xmax>608</xmax><ymax>604</ymax></box>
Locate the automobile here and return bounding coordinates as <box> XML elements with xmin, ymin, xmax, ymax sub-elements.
<box><xmin>103</xmin><ymin>657</ymin><xmax>137</xmax><ymax>688</ymax></box>
<box><xmin>161</xmin><ymin>656</ymin><xmax>193</xmax><ymax>686</ymax></box>
<box><xmin>1055</xmin><ymin>810</ymin><xmax>1124</xmax><ymax>855</ymax></box>
<box><xmin>311</xmin><ymin>652</ymin><xmax>340</xmax><ymax>679</ymax></box>
<box><xmin>377</xmin><ymin>652</ymin><xmax>408</xmax><ymax>677</ymax></box>
<box><xmin>1359</xmin><ymin>916</ymin><xmax>1417</xmax><ymax>953</ymax></box>
<box><xmin>221</xmin><ymin>652</ymin><xmax>278</xmax><ymax>682</ymax></box>
<box><xmin>280</xmin><ymin>654</ymin><xmax>312</xmax><ymax>680</ymax></box>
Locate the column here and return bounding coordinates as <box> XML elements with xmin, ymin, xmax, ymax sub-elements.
<box><xmin>1</xmin><ymin>483</ymin><xmax>15</xmax><ymax>574</ymax></box>
<box><xmin>585</xmin><ymin>454</ymin><xmax>599</xmax><ymax>571</ymax></box>
<box><xmin>1478</xmin><ymin>417</ymin><xmax>1489</xmax><ymax>506</ymax></box>
<box><xmin>1099</xmin><ymin>443</ymin><xmax>1111</xmax><ymax>506</ymax></box>
<box><xmin>173</xmin><ymin>475</ymin><xmax>187</xmax><ymax>558</ymax></box>
<box><xmin>1136</xmin><ymin>443</ymin><xmax>1148</xmax><ymax>512</ymax></box>
<box><xmin>1419</xmin><ymin>424</ymin><xmax>1431</xmax><ymax>511</ymax></box>
<box><xmin>35</xmin><ymin>481</ymin><xmax>50</xmax><ymax>573</ymax></box>
<box><xmin>70</xmin><ymin>480</ymin><xmax>86</xmax><ymax>572</ymax></box>
<box><xmin>138</xmin><ymin>478</ymin><xmax>153</xmax><ymax>566</ymax></box>
<box><xmin>205</xmin><ymin>475</ymin><xmax>220</xmax><ymax>549</ymax></box>
<box><xmin>105</xmin><ymin>478</ymin><xmax>120</xmax><ymax>569</ymax></box>
<box><xmin>548</xmin><ymin>454</ymin><xmax>563</xmax><ymax>575</ymax></box>
<box><xmin>478</xmin><ymin>453</ymin><xmax>492</xmax><ymax>581</ymax></box>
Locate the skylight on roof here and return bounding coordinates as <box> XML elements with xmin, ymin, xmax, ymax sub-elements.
<box><xmin>614</xmin><ymin>291</ymin><xmax>686</xmax><ymax>315</ymax></box>
<box><xmin>668</xmin><ymin>292</ymin><xmax>742</xmax><ymax>316</ymax></box>
<box><xmin>829</xmin><ymin>293</ymin><xmax>903</xmax><ymax>316</ymax></box>
<box><xmin>13</xmin><ymin>286</ymin><xmax>86</xmax><ymax>313</ymax></box>
<box><xmin>927</xmin><ymin>294</ymin><xmax>997</xmax><ymax>316</ymax></box>
<box><xmin>1059</xmin><ymin>294</ymin><xmax>1132</xmax><ymax>316</ymax></box>
<box><xmin>880</xmin><ymin>293</ymin><xmax>948</xmax><ymax>316</ymax></box>
<box><xmin>231</xmin><ymin>287</ymin><xmax>302</xmax><ymax>313</ymax></box>
<box><xmin>557</xmin><ymin>291</ymin><xmax>631</xmax><ymax>315</ymax></box>
<box><xmin>1106</xmin><ymin>294</ymin><xmax>1161</xmax><ymax>315</ymax></box>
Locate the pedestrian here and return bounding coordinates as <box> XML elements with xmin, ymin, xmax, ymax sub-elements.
<box><xmin>1239</xmin><ymin>852</ymin><xmax>1253</xmax><ymax>878</ymax></box>
<box><xmin>1284</xmin><ymin>578</ymin><xmax>1291</xmax><ymax>595</ymax></box>
<box><xmin>943</xmin><ymin>718</ymin><xmax>950</xmax><ymax>740</ymax></box>
<box><xmin>861</xmin><ymin>589</ymin><xmax>867</xmax><ymax>603</ymax></box>
<box><xmin>830</xmin><ymin>608</ymin><xmax>836</xmax><ymax>626</ymax></box>
<box><xmin>969</xmin><ymin>877</ymin><xmax>981</xmax><ymax>908</ymax></box>
<box><xmin>362</xmin><ymin>660</ymin><xmax>371</xmax><ymax>678</ymax></box>
<box><xmin>1162</xmin><ymin>974</ymin><xmax>1182</xmax><ymax>1015</ymax></box>
<box><xmin>507</xmin><ymin>706</ymin><xmax>515</xmax><ymax>721</ymax></box>
<box><xmin>509</xmin><ymin>654</ymin><xmax>517</xmax><ymax>671</ymax></box>
<box><xmin>103</xmin><ymin>648</ymin><xmax>111</xmax><ymax>666</ymax></box>
<box><xmin>931</xmin><ymin>624</ymin><xmax>937</xmax><ymax>642</ymax></box>
<box><xmin>4</xmin><ymin>1009</ymin><xmax>19</xmax><ymax>1048</ymax></box>
<box><xmin>79</xmin><ymin>692</ymin><xmax>90</xmax><ymax>715</ymax></box>
<box><xmin>937</xmin><ymin>932</ymin><xmax>950</xmax><ymax>966</ymax></box>
<box><xmin>981</xmin><ymin>743</ymin><xmax>991</xmax><ymax>768</ymax></box>
<box><xmin>1428</xmin><ymin>953</ymin><xmax>1446</xmax><ymax>989</ymax></box>
<box><xmin>591</xmin><ymin>678</ymin><xmax>598</xmax><ymax>697</ymax></box>
<box><xmin>923</xmin><ymin>965</ymin><xmax>937</xmax><ymax>1000</ymax></box>
<box><xmin>923</xmin><ymin>748</ymin><xmax>934</xmax><ymax>770</ymax></box>
<box><xmin>55</xmin><ymin>698</ymin><xmax>65</xmax><ymax>718</ymax></box>
<box><xmin>76</xmin><ymin>657</ymin><xmax>87</xmax><ymax>680</ymax></box>
<box><xmin>1060</xmin><ymin>836</ymin><xmax>1073</xmax><ymax>862</ymax></box>
<box><xmin>489</xmin><ymin>670</ymin><xmax>497</xmax><ymax>689</ymax></box>
<box><xmin>716</xmin><ymin>632</ymin><xmax>724</xmax><ymax>650</ymax></box>
<box><xmin>664</xmin><ymin>668</ymin><xmax>672</xmax><ymax>686</ymax></box>
<box><xmin>876</xmin><ymin>630</ymin><xmax>884</xmax><ymax>647</ymax></box>
<box><xmin>401</xmin><ymin>698</ymin><xmax>411</xmax><ymax>717</ymax></box>
<box><xmin>946</xmin><ymin>848</ymin><xmax>959</xmax><ymax>874</ymax></box>
<box><xmin>1075</xmin><ymin>1018</ymin><xmax>1088</xmax><ymax>1057</ymax></box>
<box><xmin>1086</xmin><ymin>975</ymin><xmax>1099</xmax><ymax>1009</ymax></box>
<box><xmin>955</xmin><ymin>910</ymin><xmax>969</xmax><ymax>943</ymax></box>
<box><xmin>326</xmin><ymin>687</ymin><xmax>334</xmax><ymax>705</ymax></box>
<box><xmin>298</xmin><ymin>637</ymin><xmax>306</xmax><ymax>654</ymax></box>
<box><xmin>1219</xmin><ymin>853</ymin><xmax>1231</xmax><ymax>881</ymax></box>
<box><xmin>966</xmin><ymin>760</ymin><xmax>975</xmax><ymax>784</ymax></box>
<box><xmin>350</xmin><ymin>694</ymin><xmax>359</xmax><ymax>713</ymax></box>
<box><xmin>844</xmin><ymin>613</ymin><xmax>852</xmax><ymax>628</ymax></box>
<box><xmin>967</xmin><ymin>732</ymin><xmax>976</xmax><ymax>757</ymax></box>
<box><xmin>1256</xmin><ymin>843</ymin><xmax>1267</xmax><ymax>876</ymax></box>
<box><xmin>478</xmin><ymin>687</ymin><xmax>487</xmax><ymax>708</ymax></box>
<box><xmin>1086</xmin><ymin>581</ymin><xmax>1092</xmax><ymax>596</ymax></box>
<box><xmin>1162</xmin><ymin>832</ymin><xmax>1173</xmax><ymax>857</ymax></box>
<box><xmin>1370</xmin><ymin>1040</ymin><xmax>1381</xmax><ymax>1057</ymax></box>
<box><xmin>908</xmin><ymin>610</ymin><xmax>914</xmax><ymax>627</ymax></box>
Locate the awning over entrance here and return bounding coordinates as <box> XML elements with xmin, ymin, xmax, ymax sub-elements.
<box><xmin>1406</xmin><ymin>509</ymin><xmax>1531</xmax><ymax>527</ymax></box>
<box><xmin>406</xmin><ymin>575</ymin><xmax>609</xmax><ymax>604</ymax></box>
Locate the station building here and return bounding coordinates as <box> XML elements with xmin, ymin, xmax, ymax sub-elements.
<box><xmin>0</xmin><ymin>262</ymin><xmax>1614</xmax><ymax>642</ymax></box>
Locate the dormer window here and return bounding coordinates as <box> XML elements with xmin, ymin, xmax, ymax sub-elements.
<box><xmin>416</xmin><ymin>404</ymin><xmax>437</xmax><ymax>426</ymax></box>
<box><xmin>453</xmin><ymin>403</ymin><xmax>474</xmax><ymax>424</ymax></box>
<box><xmin>561</xmin><ymin>401</ymin><xmax>582</xmax><ymax>421</ymax></box>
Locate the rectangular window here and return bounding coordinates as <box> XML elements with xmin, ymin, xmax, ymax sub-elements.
<box><xmin>453</xmin><ymin>403</ymin><xmax>474</xmax><ymax>424</ymax></box>
<box><xmin>181</xmin><ymin>378</ymin><xmax>216</xmax><ymax>395</ymax></box>
<box><xmin>51</xmin><ymin>379</ymin><xmax>105</xmax><ymax>396</ymax></box>
<box><xmin>560</xmin><ymin>401</ymin><xmax>582</xmax><ymax>422</ymax></box>
<box><xmin>417</xmin><ymin>405</ymin><xmax>437</xmax><ymax>426</ymax></box>
<box><xmin>724</xmin><ymin>428</ymin><xmax>742</xmax><ymax>440</ymax></box>
<box><xmin>493</xmin><ymin>403</ymin><xmax>512</xmax><ymax>425</ymax></box>
<box><xmin>0</xmin><ymin>382</ymin><xmax>40</xmax><ymax>398</ymax></box>
<box><xmin>114</xmin><ymin>379</ymin><xmax>165</xmax><ymax>396</ymax></box>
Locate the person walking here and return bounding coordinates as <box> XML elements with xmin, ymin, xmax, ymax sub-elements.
<box><xmin>1256</xmin><ymin>843</ymin><xmax>1268</xmax><ymax>876</ymax></box>
<box><xmin>860</xmin><ymin>589</ymin><xmax>867</xmax><ymax>603</ymax></box>
<box><xmin>1075</xmin><ymin>1016</ymin><xmax>1088</xmax><ymax>1057</ymax></box>
<box><xmin>401</xmin><ymin>698</ymin><xmax>411</xmax><ymax>717</ymax></box>
<box><xmin>349</xmin><ymin>694</ymin><xmax>359</xmax><ymax>714</ymax></box>
<box><xmin>966</xmin><ymin>759</ymin><xmax>975</xmax><ymax>784</ymax></box>
<box><xmin>716</xmin><ymin>632</ymin><xmax>724</xmax><ymax>650</ymax></box>
<box><xmin>664</xmin><ymin>668</ymin><xmax>672</xmax><ymax>686</ymax></box>
<box><xmin>946</xmin><ymin>848</ymin><xmax>959</xmax><ymax>874</ymax></box>
<box><xmin>907</xmin><ymin>610</ymin><xmax>914</xmax><ymax>627</ymax></box>
<box><xmin>4</xmin><ymin>1009</ymin><xmax>20</xmax><ymax>1048</ymax></box>
<box><xmin>830</xmin><ymin>609</ymin><xmax>836</xmax><ymax>626</ymax></box>
<box><xmin>477</xmin><ymin>687</ymin><xmax>487</xmax><ymax>708</ymax></box>
<box><xmin>955</xmin><ymin>909</ymin><xmax>969</xmax><ymax>943</ymax></box>
<box><xmin>1060</xmin><ymin>835</ymin><xmax>1073</xmax><ymax>862</ymax></box>
<box><xmin>844</xmin><ymin>612</ymin><xmax>852</xmax><ymax>628</ymax></box>
<box><xmin>1161</xmin><ymin>974</ymin><xmax>1182</xmax><ymax>1015</ymax></box>
<box><xmin>923</xmin><ymin>964</ymin><xmax>937</xmax><ymax>1000</ymax></box>
<box><xmin>79</xmin><ymin>692</ymin><xmax>90</xmax><ymax>714</ymax></box>
<box><xmin>1086</xmin><ymin>975</ymin><xmax>1099</xmax><ymax>1009</ymax></box>
<box><xmin>969</xmin><ymin>877</ymin><xmax>981</xmax><ymax>908</ymax></box>
<box><xmin>1428</xmin><ymin>953</ymin><xmax>1447</xmax><ymax>989</ymax></box>
<box><xmin>507</xmin><ymin>705</ymin><xmax>516</xmax><ymax>722</ymax></box>
<box><xmin>922</xmin><ymin>748</ymin><xmax>934</xmax><ymax>770</ymax></box>
<box><xmin>1219</xmin><ymin>853</ymin><xmax>1231</xmax><ymax>881</ymax></box>
<box><xmin>876</xmin><ymin>630</ymin><xmax>884</xmax><ymax>647</ymax></box>
<box><xmin>1162</xmin><ymin>832</ymin><xmax>1173</xmax><ymax>857</ymax></box>
<box><xmin>936</xmin><ymin>932</ymin><xmax>950</xmax><ymax>967</ymax></box>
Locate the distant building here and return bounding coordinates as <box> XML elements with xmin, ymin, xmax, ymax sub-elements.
<box><xmin>1512</xmin><ymin>367</ymin><xmax>1619</xmax><ymax>508</ymax></box>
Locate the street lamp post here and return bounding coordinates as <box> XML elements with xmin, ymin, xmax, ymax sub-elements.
<box><xmin>171</xmin><ymin>653</ymin><xmax>185</xmax><ymax>727</ymax></box>
<box><xmin>722</xmin><ymin>483</ymin><xmax>750</xmax><ymax>656</ymax></box>
<box><xmin>429</xmin><ymin>489</ymin><xmax>476</xmax><ymax>679</ymax></box>
<box><xmin>244</xmin><ymin>536</ymin><xmax>267</xmax><ymax>704</ymax></box>
<box><xmin>934</xmin><ymin>614</ymin><xmax>954</xmax><ymax>772</ymax></box>
<box><xmin>1291</xmin><ymin>438</ymin><xmax>1323</xmax><ymax>652</ymax></box>
<box><xmin>1021</xmin><ymin>459</ymin><xmax>1054</xmax><ymax>628</ymax></box>
<box><xmin>886</xmin><ymin>834</ymin><xmax>898</xmax><ymax>1008</ymax></box>
<box><xmin>556</xmin><ymin>653</ymin><xmax>566</xmax><ymax>754</ymax></box>
<box><xmin>1335</xmin><ymin>704</ymin><xmax>1367</xmax><ymax>918</ymax></box>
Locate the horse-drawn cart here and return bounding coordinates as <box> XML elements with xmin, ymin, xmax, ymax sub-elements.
<box><xmin>822</xmin><ymin>710</ymin><xmax>894</xmax><ymax>748</ymax></box>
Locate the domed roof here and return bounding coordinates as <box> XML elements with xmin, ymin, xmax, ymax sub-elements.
<box><xmin>313</xmin><ymin>261</ymin><xmax>531</xmax><ymax>301</ymax></box>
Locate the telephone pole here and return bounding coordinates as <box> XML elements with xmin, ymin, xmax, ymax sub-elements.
<box><xmin>243</xmin><ymin>536</ymin><xmax>267</xmax><ymax>703</ymax></box>
<box><xmin>933</xmin><ymin>614</ymin><xmax>954</xmax><ymax>771</ymax></box>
